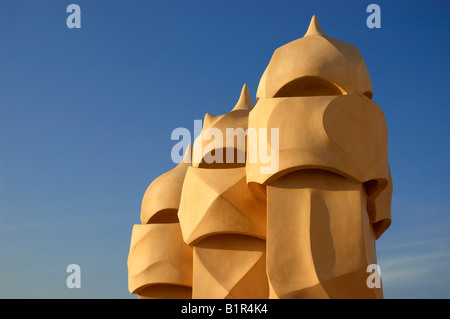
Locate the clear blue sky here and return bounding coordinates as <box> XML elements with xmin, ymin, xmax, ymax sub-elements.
<box><xmin>0</xmin><ymin>0</ymin><xmax>449</xmax><ymax>298</ymax></box>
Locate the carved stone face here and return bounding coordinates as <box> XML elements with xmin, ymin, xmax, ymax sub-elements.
<box><xmin>247</xmin><ymin>16</ymin><xmax>392</xmax><ymax>239</ymax></box>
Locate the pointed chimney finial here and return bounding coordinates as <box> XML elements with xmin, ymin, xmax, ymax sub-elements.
<box><xmin>231</xmin><ymin>84</ymin><xmax>254</xmax><ymax>111</ymax></box>
<box><xmin>304</xmin><ymin>15</ymin><xmax>325</xmax><ymax>37</ymax></box>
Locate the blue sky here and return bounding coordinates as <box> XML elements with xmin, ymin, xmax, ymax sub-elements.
<box><xmin>0</xmin><ymin>0</ymin><xmax>449</xmax><ymax>298</ymax></box>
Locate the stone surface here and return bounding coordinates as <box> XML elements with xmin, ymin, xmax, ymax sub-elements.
<box><xmin>127</xmin><ymin>15</ymin><xmax>392</xmax><ymax>299</ymax></box>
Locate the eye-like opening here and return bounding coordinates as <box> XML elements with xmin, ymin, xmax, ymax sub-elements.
<box><xmin>363</xmin><ymin>90</ymin><xmax>373</xmax><ymax>99</ymax></box>
<box><xmin>274</xmin><ymin>76</ymin><xmax>346</xmax><ymax>97</ymax></box>
<box><xmin>197</xmin><ymin>148</ymin><xmax>247</xmax><ymax>169</ymax></box>
<box><xmin>136</xmin><ymin>284</ymin><xmax>192</xmax><ymax>299</ymax></box>
<box><xmin>147</xmin><ymin>209</ymin><xmax>179</xmax><ymax>223</ymax></box>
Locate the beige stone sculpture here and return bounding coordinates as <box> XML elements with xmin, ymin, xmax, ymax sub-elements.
<box><xmin>127</xmin><ymin>15</ymin><xmax>392</xmax><ymax>299</ymax></box>
<box><xmin>127</xmin><ymin>147</ymin><xmax>193</xmax><ymax>298</ymax></box>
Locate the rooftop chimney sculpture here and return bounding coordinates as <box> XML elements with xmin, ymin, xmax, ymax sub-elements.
<box><xmin>127</xmin><ymin>15</ymin><xmax>392</xmax><ymax>299</ymax></box>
